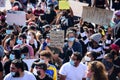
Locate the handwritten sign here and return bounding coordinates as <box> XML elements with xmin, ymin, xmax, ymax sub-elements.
<box><xmin>50</xmin><ymin>30</ymin><xmax>64</xmax><ymax>47</ymax></box>
<box><xmin>6</xmin><ymin>10</ymin><xmax>26</xmax><ymax>26</ymax></box>
<box><xmin>69</xmin><ymin>1</ymin><xmax>88</xmax><ymax>17</ymax></box>
<box><xmin>82</xmin><ymin>6</ymin><xmax>114</xmax><ymax>25</ymax></box>
<box><xmin>59</xmin><ymin>1</ymin><xmax>70</xmax><ymax>10</ymax></box>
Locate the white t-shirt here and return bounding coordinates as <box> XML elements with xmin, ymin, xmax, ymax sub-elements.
<box><xmin>59</xmin><ymin>62</ymin><xmax>87</xmax><ymax>80</ymax></box>
<box><xmin>4</xmin><ymin>71</ymin><xmax>36</xmax><ymax>80</ymax></box>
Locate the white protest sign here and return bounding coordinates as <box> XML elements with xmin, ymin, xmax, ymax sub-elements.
<box><xmin>82</xmin><ymin>6</ymin><xmax>114</xmax><ymax>25</ymax></box>
<box><xmin>0</xmin><ymin>0</ymin><xmax>12</xmax><ymax>11</ymax></box>
<box><xmin>69</xmin><ymin>1</ymin><xmax>88</xmax><ymax>17</ymax></box>
<box><xmin>23</xmin><ymin>59</ymin><xmax>37</xmax><ymax>70</ymax></box>
<box><xmin>0</xmin><ymin>0</ymin><xmax>5</xmax><ymax>7</ymax></box>
<box><xmin>6</xmin><ymin>10</ymin><xmax>26</xmax><ymax>26</ymax></box>
<box><xmin>50</xmin><ymin>30</ymin><xmax>64</xmax><ymax>47</ymax></box>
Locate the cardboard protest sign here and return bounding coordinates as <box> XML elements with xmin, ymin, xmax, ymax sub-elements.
<box><xmin>6</xmin><ymin>10</ymin><xmax>26</xmax><ymax>26</ymax></box>
<box><xmin>69</xmin><ymin>1</ymin><xmax>88</xmax><ymax>17</ymax></box>
<box><xmin>0</xmin><ymin>0</ymin><xmax>5</xmax><ymax>7</ymax></box>
<box><xmin>50</xmin><ymin>30</ymin><xmax>64</xmax><ymax>47</ymax></box>
<box><xmin>82</xmin><ymin>6</ymin><xmax>114</xmax><ymax>25</ymax></box>
<box><xmin>0</xmin><ymin>0</ymin><xmax>12</xmax><ymax>11</ymax></box>
<box><xmin>59</xmin><ymin>0</ymin><xmax>70</xmax><ymax>10</ymax></box>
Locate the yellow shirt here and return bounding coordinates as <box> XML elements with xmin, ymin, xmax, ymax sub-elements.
<box><xmin>46</xmin><ymin>64</ymin><xmax>57</xmax><ymax>80</ymax></box>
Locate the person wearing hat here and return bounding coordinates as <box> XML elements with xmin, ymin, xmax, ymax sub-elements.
<box><xmin>87</xmin><ymin>33</ymin><xmax>104</xmax><ymax>61</ymax></box>
<box><xmin>110</xmin><ymin>44</ymin><xmax>120</xmax><ymax>67</ymax></box>
<box><xmin>42</xmin><ymin>24</ymin><xmax>51</xmax><ymax>39</ymax></box>
<box><xmin>35</xmin><ymin>62</ymin><xmax>53</xmax><ymax>80</ymax></box>
<box><xmin>30</xmin><ymin>50</ymin><xmax>57</xmax><ymax>80</ymax></box>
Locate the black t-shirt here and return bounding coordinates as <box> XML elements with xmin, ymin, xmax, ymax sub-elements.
<box><xmin>45</xmin><ymin>10</ymin><xmax>56</xmax><ymax>24</ymax></box>
<box><xmin>95</xmin><ymin>0</ymin><xmax>105</xmax><ymax>9</ymax></box>
<box><xmin>29</xmin><ymin>41</ymin><xmax>40</xmax><ymax>54</ymax></box>
<box><xmin>35</xmin><ymin>74</ymin><xmax>53</xmax><ymax>80</ymax></box>
<box><xmin>108</xmin><ymin>65</ymin><xmax>120</xmax><ymax>80</ymax></box>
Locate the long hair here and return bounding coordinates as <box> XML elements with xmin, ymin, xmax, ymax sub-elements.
<box><xmin>88</xmin><ymin>61</ymin><xmax>108</xmax><ymax>80</ymax></box>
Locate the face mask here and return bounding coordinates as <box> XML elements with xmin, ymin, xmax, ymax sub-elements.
<box><xmin>47</xmin><ymin>43</ymin><xmax>50</xmax><ymax>46</ymax></box>
<box><xmin>21</xmin><ymin>54</ymin><xmax>26</xmax><ymax>59</ymax></box>
<box><xmin>84</xmin><ymin>56</ymin><xmax>91</xmax><ymax>62</ymax></box>
<box><xmin>70</xmin><ymin>59</ymin><xmax>75</xmax><ymax>66</ymax></box>
<box><xmin>37</xmin><ymin>71</ymin><xmax>41</xmax><ymax>75</ymax></box>
<box><xmin>68</xmin><ymin>37</ymin><xmax>75</xmax><ymax>42</ymax></box>
<box><xmin>6</xmin><ymin>30</ymin><xmax>13</xmax><ymax>34</ymax></box>
<box><xmin>12</xmin><ymin>71</ymin><xmax>20</xmax><ymax>77</ymax></box>
<box><xmin>17</xmin><ymin>39</ymin><xmax>23</xmax><ymax>45</ymax></box>
<box><xmin>10</xmin><ymin>54</ymin><xmax>15</xmax><ymax>60</ymax></box>
<box><xmin>77</xmin><ymin>32</ymin><xmax>80</xmax><ymax>35</ymax></box>
<box><xmin>40</xmin><ymin>59</ymin><xmax>45</xmax><ymax>63</ymax></box>
<box><xmin>110</xmin><ymin>21</ymin><xmax>115</xmax><ymax>28</ymax></box>
<box><xmin>11</xmin><ymin>72</ymin><xmax>15</xmax><ymax>76</ymax></box>
<box><xmin>27</xmin><ymin>36</ymin><xmax>32</xmax><ymax>40</ymax></box>
<box><xmin>86</xmin><ymin>78</ymin><xmax>91</xmax><ymax>80</ymax></box>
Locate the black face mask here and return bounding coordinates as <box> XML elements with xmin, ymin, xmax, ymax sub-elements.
<box><xmin>13</xmin><ymin>71</ymin><xmax>20</xmax><ymax>77</ymax></box>
<box><xmin>37</xmin><ymin>71</ymin><xmax>41</xmax><ymax>75</ymax></box>
<box><xmin>27</xmin><ymin>11</ymin><xmax>32</xmax><ymax>14</ymax></box>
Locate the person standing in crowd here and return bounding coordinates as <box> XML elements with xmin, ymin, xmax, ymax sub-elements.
<box><xmin>59</xmin><ymin>52</ymin><xmax>87</xmax><ymax>80</ymax></box>
<box><xmin>13</xmin><ymin>33</ymin><xmax>34</xmax><ymax>59</ymax></box>
<box><xmin>62</xmin><ymin>30</ymin><xmax>82</xmax><ymax>63</ymax></box>
<box><xmin>56</xmin><ymin>8</ymin><xmax>74</xmax><ymax>38</ymax></box>
<box><xmin>92</xmin><ymin>0</ymin><xmax>110</xmax><ymax>9</ymax></box>
<box><xmin>102</xmin><ymin>53</ymin><xmax>120</xmax><ymax>80</ymax></box>
<box><xmin>26</xmin><ymin>30</ymin><xmax>40</xmax><ymax>55</ymax></box>
<box><xmin>110</xmin><ymin>44</ymin><xmax>120</xmax><ymax>67</ymax></box>
<box><xmin>35</xmin><ymin>62</ymin><xmax>53</xmax><ymax>80</ymax></box>
<box><xmin>84</xmin><ymin>51</ymin><xmax>101</xmax><ymax>63</ymax></box>
<box><xmin>87</xmin><ymin>33</ymin><xmax>104</xmax><ymax>61</ymax></box>
<box><xmin>4</xmin><ymin>49</ymin><xmax>28</xmax><ymax>75</ymax></box>
<box><xmin>30</xmin><ymin>50</ymin><xmax>57</xmax><ymax>80</ymax></box>
<box><xmin>87</xmin><ymin>61</ymin><xmax>108</xmax><ymax>80</ymax></box>
<box><xmin>4</xmin><ymin>59</ymin><xmax>36</xmax><ymax>80</ymax></box>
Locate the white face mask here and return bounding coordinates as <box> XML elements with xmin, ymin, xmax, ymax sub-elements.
<box><xmin>27</xmin><ymin>36</ymin><xmax>32</xmax><ymax>40</ymax></box>
<box><xmin>84</xmin><ymin>56</ymin><xmax>91</xmax><ymax>62</ymax></box>
<box><xmin>11</xmin><ymin>72</ymin><xmax>15</xmax><ymax>76</ymax></box>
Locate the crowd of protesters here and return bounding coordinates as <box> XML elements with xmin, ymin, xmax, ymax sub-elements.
<box><xmin>0</xmin><ymin>0</ymin><xmax>120</xmax><ymax>80</ymax></box>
